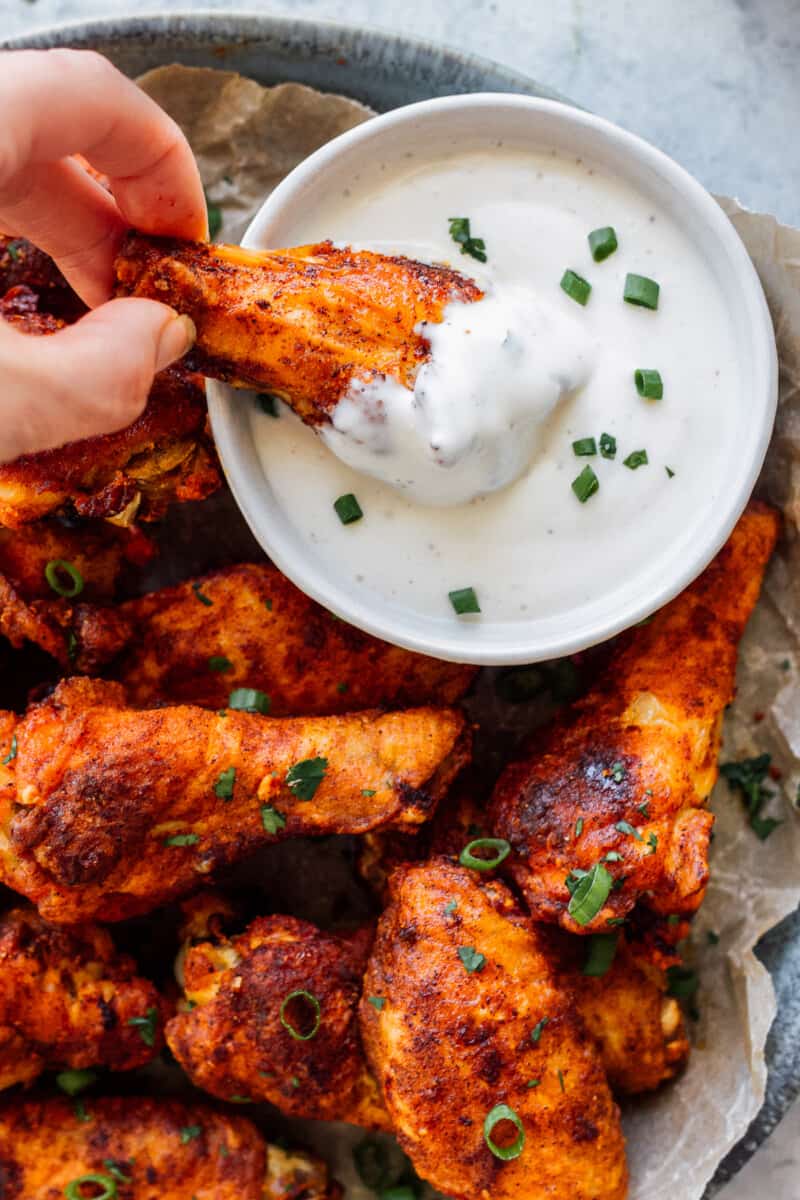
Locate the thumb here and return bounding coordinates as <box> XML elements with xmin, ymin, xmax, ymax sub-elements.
<box><xmin>0</xmin><ymin>298</ymin><xmax>196</xmax><ymax>462</ymax></box>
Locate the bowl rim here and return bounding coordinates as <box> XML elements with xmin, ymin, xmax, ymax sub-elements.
<box><xmin>207</xmin><ymin>89</ymin><xmax>778</xmax><ymax>666</ymax></box>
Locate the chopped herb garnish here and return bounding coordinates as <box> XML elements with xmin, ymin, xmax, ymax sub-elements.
<box><xmin>623</xmin><ymin>449</ymin><xmax>649</xmax><ymax>469</ymax></box>
<box><xmin>610</xmin><ymin>761</ymin><xmax>626</xmax><ymax>783</ymax></box>
<box><xmin>614</xmin><ymin>820</ymin><xmax>642</xmax><ymax>841</ymax></box>
<box><xmin>180</xmin><ymin>1125</ymin><xmax>202</xmax><ymax>1144</ymax></box>
<box><xmin>264</xmin><ymin>598</ymin><xmax>273</xmax><ymax>611</ymax></box>
<box><xmin>526</xmin><ymin>1078</ymin><xmax>541</xmax><ymax>1089</ymax></box>
<box><xmin>127</xmin><ymin>1006</ymin><xmax>159</xmax><ymax>1047</ymax></box>
<box><xmin>567</xmin><ymin>862</ymin><xmax>613</xmax><ymax>926</ymax></box>
<box><xmin>531</xmin><ymin>1017</ymin><xmax>549</xmax><ymax>1043</ymax></box>
<box><xmin>483</xmin><ymin>1103</ymin><xmax>525</xmax><ymax>1161</ymax></box>
<box><xmin>73</xmin><ymin>1098</ymin><xmax>91</xmax><ymax>1123</ymax></box>
<box><xmin>286</xmin><ymin>756</ymin><xmax>328</xmax><ymax>800</ymax></box>
<box><xmin>214</xmin><ymin>767</ymin><xmax>236</xmax><ymax>800</ymax></box>
<box><xmin>599</xmin><ymin>432</ymin><xmax>617</xmax><ymax>459</ymax></box>
<box><xmin>588</xmin><ymin>226</ymin><xmax>618</xmax><ymax>262</ymax></box>
<box><xmin>44</xmin><ymin>559</ymin><xmax>83</xmax><ymax>599</ymax></box>
<box><xmin>205</xmin><ymin>191</ymin><xmax>222</xmax><ymax>240</ymax></box>
<box><xmin>229</xmin><ymin>1095</ymin><xmax>252</xmax><ymax>1103</ymax></box>
<box><xmin>780</xmin><ymin>658</ymin><xmax>790</xmax><ymax>670</ymax></box>
<box><xmin>64</xmin><ymin>1174</ymin><xmax>117</xmax><ymax>1200</ymax></box>
<box><xmin>601</xmin><ymin>850</ymin><xmax>623</xmax><ymax>863</ymax></box>
<box><xmin>208</xmin><ymin>656</ymin><xmax>234</xmax><ymax>673</ymax></box>
<box><xmin>458</xmin><ymin>837</ymin><xmax>510</xmax><ymax>871</ymax></box>
<box><xmin>368</xmin><ymin>995</ymin><xmax>386</xmax><ymax>1011</ymax></box>
<box><xmin>666</xmin><ymin>965</ymin><xmax>699</xmax><ymax>999</ymax></box>
<box><xmin>637</xmin><ymin>800</ymin><xmax>650</xmax><ymax>818</ymax></box>
<box><xmin>257</xmin><ymin>393</ymin><xmax>280</xmax><ymax>417</ymax></box>
<box><xmin>575</xmin><ymin>817</ymin><xmax>584</xmax><ymax>838</ymax></box>
<box><xmin>572</xmin><ymin>437</ymin><xmax>597</xmax><ymax>457</ymax></box>
<box><xmin>667</xmin><ymin>914</ymin><xmax>681</xmax><ymax>926</ymax></box>
<box><xmin>458</xmin><ymin>945</ymin><xmax>486</xmax><ymax>973</ymax></box>
<box><xmin>280</xmin><ymin>989</ymin><xmax>322</xmax><ymax>1040</ymax></box>
<box><xmin>720</xmin><ymin>754</ymin><xmax>782</xmax><ymax>841</ymax></box>
<box><xmin>334</xmin><ymin>493</ymin><xmax>364</xmax><ymax>525</ymax></box>
<box><xmin>361</xmin><ymin>788</ymin><xmax>376</xmax><ymax>797</ymax></box>
<box><xmin>337</xmin><ymin>681</ymin><xmax>349</xmax><ymax>694</ymax></box>
<box><xmin>448</xmin><ymin>216</ymin><xmax>487</xmax><ymax>262</ymax></box>
<box><xmin>583</xmin><ymin>932</ymin><xmax>619</xmax><ymax>977</ymax></box>
<box><xmin>1</xmin><ymin>734</ymin><xmax>17</xmax><ymax>766</ymax></box>
<box><xmin>449</xmin><ymin>586</ymin><xmax>480</xmax><ymax>615</ymax></box>
<box><xmin>66</xmin><ymin>630</ymin><xmax>78</xmax><ymax>663</ymax></box>
<box><xmin>646</xmin><ymin>832</ymin><xmax>658</xmax><ymax>854</ymax></box>
<box><xmin>707</xmin><ymin>930</ymin><xmax>720</xmax><ymax>945</ymax></box>
<box><xmin>103</xmin><ymin>1160</ymin><xmax>132</xmax><ymax>1184</ymax></box>
<box><xmin>557</xmin><ymin>1069</ymin><xmax>566</xmax><ymax>1093</ymax></box>
<box><xmin>191</xmin><ymin>581</ymin><xmax>213</xmax><ymax>606</ymax></box>
<box><xmin>560</xmin><ymin>268</ymin><xmax>592</xmax><ymax>306</ymax></box>
<box><xmin>634</xmin><ymin>369</ymin><xmax>663</xmax><ymax>399</ymax></box>
<box><xmin>261</xmin><ymin>804</ymin><xmax>287</xmax><ymax>835</ymax></box>
<box><xmin>572</xmin><ymin>464</ymin><xmax>599</xmax><ymax>503</ymax></box>
<box><xmin>444</xmin><ymin>899</ymin><xmax>458</xmax><ymax>915</ymax></box>
<box><xmin>5</xmin><ymin>240</ymin><xmax>22</xmax><ymax>263</ymax></box>
<box><xmin>624</xmin><ymin>273</ymin><xmax>660</xmax><ymax>309</ymax></box>
<box><xmin>606</xmin><ymin>916</ymin><xmax>627</xmax><ymax>927</ymax></box>
<box><xmin>228</xmin><ymin>687</ymin><xmax>270</xmax><ymax>714</ymax></box>
<box><xmin>163</xmin><ymin>833</ymin><xmax>199</xmax><ymax>848</ymax></box>
<box><xmin>56</xmin><ymin>1068</ymin><xmax>97</xmax><ymax>1097</ymax></box>
<box><xmin>666</xmin><ymin>466</ymin><xmax>675</xmax><ymax>478</ymax></box>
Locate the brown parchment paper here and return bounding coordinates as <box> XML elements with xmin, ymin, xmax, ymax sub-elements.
<box><xmin>137</xmin><ymin>66</ymin><xmax>800</xmax><ymax>1199</ymax></box>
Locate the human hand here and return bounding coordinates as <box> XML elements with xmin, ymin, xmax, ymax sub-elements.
<box><xmin>0</xmin><ymin>49</ymin><xmax>207</xmax><ymax>462</ymax></box>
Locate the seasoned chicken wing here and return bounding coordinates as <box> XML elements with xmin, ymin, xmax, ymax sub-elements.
<box><xmin>0</xmin><ymin>904</ymin><xmax>167</xmax><ymax>1089</ymax></box>
<box><xmin>168</xmin><ymin>893</ymin><xmax>388</xmax><ymax>1129</ymax></box>
<box><xmin>490</xmin><ymin>503</ymin><xmax>779</xmax><ymax>933</ymax></box>
<box><xmin>0</xmin><ymin>1095</ymin><xmax>339</xmax><ymax>1200</ymax></box>
<box><xmin>117</xmin><ymin>562</ymin><xmax>476</xmax><ymax>712</ymax></box>
<box><xmin>361</xmin><ymin>858</ymin><xmax>627</xmax><ymax>1200</ymax></box>
<box><xmin>0</xmin><ymin>677</ymin><xmax>469</xmax><ymax>923</ymax></box>
<box><xmin>114</xmin><ymin>235</ymin><xmax>482</xmax><ymax>419</ymax></box>
<box><xmin>0</xmin><ymin>521</ymin><xmax>155</xmax><ymax>602</ymax></box>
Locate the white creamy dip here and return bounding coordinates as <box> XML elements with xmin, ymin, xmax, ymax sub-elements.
<box><xmin>251</xmin><ymin>148</ymin><xmax>740</xmax><ymax>626</ymax></box>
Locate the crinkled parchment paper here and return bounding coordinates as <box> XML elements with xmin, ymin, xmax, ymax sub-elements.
<box><xmin>138</xmin><ymin>66</ymin><xmax>800</xmax><ymax>1200</ymax></box>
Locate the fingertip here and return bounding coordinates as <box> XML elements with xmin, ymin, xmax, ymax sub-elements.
<box><xmin>155</xmin><ymin>312</ymin><xmax>196</xmax><ymax>372</ymax></box>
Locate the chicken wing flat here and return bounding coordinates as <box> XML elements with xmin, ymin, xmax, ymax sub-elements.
<box><xmin>0</xmin><ymin>521</ymin><xmax>155</xmax><ymax>602</ymax></box>
<box><xmin>361</xmin><ymin>858</ymin><xmax>627</xmax><ymax>1200</ymax></box>
<box><xmin>0</xmin><ymin>904</ymin><xmax>168</xmax><ymax>1089</ymax></box>
<box><xmin>117</xmin><ymin>562</ymin><xmax>476</xmax><ymax>712</ymax></box>
<box><xmin>0</xmin><ymin>677</ymin><xmax>469</xmax><ymax>923</ymax></box>
<box><xmin>168</xmin><ymin>893</ymin><xmax>388</xmax><ymax>1129</ymax></box>
<box><xmin>490</xmin><ymin>502</ymin><xmax>780</xmax><ymax>933</ymax></box>
<box><xmin>0</xmin><ymin>1095</ymin><xmax>339</xmax><ymax>1200</ymax></box>
<box><xmin>114</xmin><ymin>235</ymin><xmax>482</xmax><ymax>419</ymax></box>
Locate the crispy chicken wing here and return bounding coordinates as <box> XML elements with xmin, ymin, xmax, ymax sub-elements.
<box><xmin>0</xmin><ymin>1095</ymin><xmax>339</xmax><ymax>1200</ymax></box>
<box><xmin>0</xmin><ymin>677</ymin><xmax>469</xmax><ymax>923</ymax></box>
<box><xmin>114</xmin><ymin>235</ymin><xmax>482</xmax><ymax>419</ymax></box>
<box><xmin>168</xmin><ymin>893</ymin><xmax>388</xmax><ymax>1128</ymax></box>
<box><xmin>0</xmin><ymin>521</ymin><xmax>155</xmax><ymax>602</ymax></box>
<box><xmin>0</xmin><ymin>904</ymin><xmax>167</xmax><ymax>1089</ymax></box>
<box><xmin>489</xmin><ymin>503</ymin><xmax>779</xmax><ymax>933</ymax></box>
<box><xmin>361</xmin><ymin>858</ymin><xmax>627</xmax><ymax>1200</ymax></box>
<box><xmin>117</xmin><ymin>562</ymin><xmax>476</xmax><ymax>712</ymax></box>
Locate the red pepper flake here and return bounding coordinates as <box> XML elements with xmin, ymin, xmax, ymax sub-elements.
<box><xmin>752</xmin><ymin>711</ymin><xmax>765</xmax><ymax>723</ymax></box>
<box><xmin>769</xmin><ymin>765</ymin><xmax>783</xmax><ymax>781</ymax></box>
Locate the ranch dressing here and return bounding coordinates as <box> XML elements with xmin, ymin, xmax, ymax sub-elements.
<box><xmin>251</xmin><ymin>148</ymin><xmax>739</xmax><ymax>625</ymax></box>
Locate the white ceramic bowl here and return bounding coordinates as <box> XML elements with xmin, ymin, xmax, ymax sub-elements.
<box><xmin>207</xmin><ymin>93</ymin><xmax>777</xmax><ymax>665</ymax></box>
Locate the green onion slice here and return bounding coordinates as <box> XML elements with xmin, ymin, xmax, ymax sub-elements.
<box><xmin>279</xmin><ymin>989</ymin><xmax>322</xmax><ymax>1040</ymax></box>
<box><xmin>228</xmin><ymin>687</ymin><xmax>271</xmax><ymax>714</ymax></box>
<box><xmin>530</xmin><ymin>1016</ymin><xmax>549</xmax><ymax>1043</ymax></box>
<box><xmin>64</xmin><ymin>1174</ymin><xmax>117</xmax><ymax>1200</ymax></box>
<box><xmin>583</xmin><ymin>932</ymin><xmax>619</xmax><ymax>977</ymax></box>
<box><xmin>163</xmin><ymin>833</ymin><xmax>199</xmax><ymax>848</ymax></box>
<box><xmin>208</xmin><ymin>656</ymin><xmax>233</xmax><ymax>674</ymax></box>
<box><xmin>588</xmin><ymin>226</ymin><xmax>618</xmax><ymax>262</ymax></box>
<box><xmin>56</xmin><ymin>1068</ymin><xmax>97</xmax><ymax>1097</ymax></box>
<box><xmin>560</xmin><ymin>268</ymin><xmax>592</xmax><ymax>306</ymax></box>
<box><xmin>623</xmin><ymin>449</ymin><xmax>649</xmax><ymax>470</ymax></box>
<box><xmin>571</xmin><ymin>464</ymin><xmax>599</xmax><ymax>503</ymax></box>
<box><xmin>45</xmin><ymin>559</ymin><xmax>84</xmax><ymax>598</ymax></box>
<box><xmin>285</xmin><ymin>756</ymin><xmax>328</xmax><ymax>800</ymax></box>
<box><xmin>448</xmin><ymin>217</ymin><xmax>487</xmax><ymax>263</ymax></box>
<box><xmin>634</xmin><ymin>368</ymin><xmax>663</xmax><ymax>399</ymax></box>
<box><xmin>567</xmin><ymin>862</ymin><xmax>613</xmax><ymax>926</ymax></box>
<box><xmin>367</xmin><ymin>995</ymin><xmax>386</xmax><ymax>1011</ymax></box>
<box><xmin>624</xmin><ymin>273</ymin><xmax>660</xmax><ymax>309</ymax></box>
<box><xmin>599</xmin><ymin>432</ymin><xmax>616</xmax><ymax>459</ymax></box>
<box><xmin>1</xmin><ymin>734</ymin><xmax>17</xmax><ymax>766</ymax></box>
<box><xmin>191</xmin><ymin>582</ymin><xmax>213</xmax><ymax>606</ymax></box>
<box><xmin>257</xmin><ymin>393</ymin><xmax>280</xmax><ymax>417</ymax></box>
<box><xmin>457</xmin><ymin>945</ymin><xmax>486</xmax><ymax>973</ymax></box>
<box><xmin>180</xmin><ymin>1125</ymin><xmax>202</xmax><ymax>1144</ymax></box>
<box><xmin>127</xmin><ymin>1006</ymin><xmax>159</xmax><ymax>1047</ymax></box>
<box><xmin>261</xmin><ymin>804</ymin><xmax>287</xmax><ymax>835</ymax></box>
<box><xmin>449</xmin><ymin>586</ymin><xmax>480</xmax><ymax>615</ymax></box>
<box><xmin>666</xmin><ymin>965</ymin><xmax>699</xmax><ymax>999</ymax></box>
<box><xmin>458</xmin><ymin>837</ymin><xmax>511</xmax><ymax>871</ymax></box>
<box><xmin>214</xmin><ymin>767</ymin><xmax>236</xmax><ymax>800</ymax></box>
<box><xmin>334</xmin><ymin>493</ymin><xmax>364</xmax><ymax>525</ymax></box>
<box><xmin>483</xmin><ymin>1103</ymin><xmax>525</xmax><ymax>1161</ymax></box>
<box><xmin>572</xmin><ymin>437</ymin><xmax>597</xmax><ymax>457</ymax></box>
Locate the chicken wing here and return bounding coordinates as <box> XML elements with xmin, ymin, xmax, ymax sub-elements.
<box><xmin>168</xmin><ymin>893</ymin><xmax>389</xmax><ymax>1129</ymax></box>
<box><xmin>117</xmin><ymin>562</ymin><xmax>476</xmax><ymax>712</ymax></box>
<box><xmin>361</xmin><ymin>858</ymin><xmax>627</xmax><ymax>1200</ymax></box>
<box><xmin>489</xmin><ymin>502</ymin><xmax>779</xmax><ymax>933</ymax></box>
<box><xmin>0</xmin><ymin>904</ymin><xmax>168</xmax><ymax>1089</ymax></box>
<box><xmin>0</xmin><ymin>1095</ymin><xmax>339</xmax><ymax>1200</ymax></box>
<box><xmin>0</xmin><ymin>677</ymin><xmax>470</xmax><ymax>923</ymax></box>
<box><xmin>0</xmin><ymin>521</ymin><xmax>155</xmax><ymax>602</ymax></box>
<box><xmin>114</xmin><ymin>235</ymin><xmax>482</xmax><ymax>419</ymax></box>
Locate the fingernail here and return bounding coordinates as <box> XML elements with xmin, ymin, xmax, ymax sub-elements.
<box><xmin>155</xmin><ymin>313</ymin><xmax>196</xmax><ymax>372</ymax></box>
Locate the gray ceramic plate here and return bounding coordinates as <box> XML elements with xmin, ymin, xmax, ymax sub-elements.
<box><xmin>4</xmin><ymin>12</ymin><xmax>798</xmax><ymax>1193</ymax></box>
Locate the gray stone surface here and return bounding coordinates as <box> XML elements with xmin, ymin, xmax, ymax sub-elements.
<box><xmin>2</xmin><ymin>0</ymin><xmax>799</xmax><ymax>1195</ymax></box>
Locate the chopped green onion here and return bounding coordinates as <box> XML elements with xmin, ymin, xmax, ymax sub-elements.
<box><xmin>707</xmin><ymin>930</ymin><xmax>720</xmax><ymax>945</ymax></box>
<box><xmin>1</xmin><ymin>734</ymin><xmax>17</xmax><ymax>766</ymax></box>
<box><xmin>444</xmin><ymin>899</ymin><xmax>458</xmax><ymax>915</ymax></box>
<box><xmin>208</xmin><ymin>656</ymin><xmax>233</xmax><ymax>674</ymax></box>
<box><xmin>191</xmin><ymin>581</ymin><xmax>213</xmax><ymax>606</ymax></box>
<box><xmin>610</xmin><ymin>761</ymin><xmax>626</xmax><ymax>783</ymax></box>
<box><xmin>214</xmin><ymin>767</ymin><xmax>236</xmax><ymax>800</ymax></box>
<box><xmin>64</xmin><ymin>1174</ymin><xmax>117</xmax><ymax>1200</ymax></box>
<box><xmin>720</xmin><ymin>753</ymin><xmax>782</xmax><ymax>840</ymax></box>
<box><xmin>5</xmin><ymin>241</ymin><xmax>22</xmax><ymax>263</ymax></box>
<box><xmin>229</xmin><ymin>1095</ymin><xmax>252</xmax><ymax>1103</ymax></box>
<box><xmin>599</xmin><ymin>432</ymin><xmax>616</xmax><ymax>459</ymax></box>
<box><xmin>583</xmin><ymin>933</ymin><xmax>619</xmax><ymax>977</ymax></box>
<box><xmin>361</xmin><ymin>788</ymin><xmax>376</xmax><ymax>797</ymax></box>
<box><xmin>44</xmin><ymin>559</ymin><xmax>83</xmax><ymax>599</ymax></box>
<box><xmin>526</xmin><ymin>1079</ymin><xmax>540</xmax><ymax>1089</ymax></box>
<box><xmin>483</xmin><ymin>1103</ymin><xmax>525</xmax><ymax>1161</ymax></box>
<box><xmin>646</xmin><ymin>832</ymin><xmax>658</xmax><ymax>854</ymax></box>
<box><xmin>280</xmin><ymin>989</ymin><xmax>322</xmax><ymax>1040</ymax></box>
<box><xmin>567</xmin><ymin>862</ymin><xmax>613</xmax><ymax>926</ymax></box>
<box><xmin>560</xmin><ymin>268</ymin><xmax>591</xmax><ymax>306</ymax></box>
<box><xmin>180</xmin><ymin>1125</ymin><xmax>202</xmax><ymax>1144</ymax></box>
<box><xmin>574</xmin><ymin>817</ymin><xmax>584</xmax><ymax>838</ymax></box>
<box><xmin>571</xmin><ymin>464</ymin><xmax>599</xmax><ymax>503</ymax></box>
<box><xmin>336</xmin><ymin>682</ymin><xmax>349</xmax><ymax>694</ymax></box>
<box><xmin>257</xmin><ymin>393</ymin><xmax>280</xmax><ymax>417</ymax></box>
<box><xmin>606</xmin><ymin>916</ymin><xmax>626</xmax><ymax>927</ymax></box>
<box><xmin>102</xmin><ymin>1161</ymin><xmax>131</xmax><ymax>1184</ymax></box>
<box><xmin>56</xmin><ymin>1068</ymin><xmax>97</xmax><ymax>1097</ymax></box>
<box><xmin>530</xmin><ymin>1017</ymin><xmax>549</xmax><ymax>1043</ymax></box>
<box><xmin>557</xmin><ymin>1069</ymin><xmax>566</xmax><ymax>1093</ymax></box>
<box><xmin>264</xmin><ymin>598</ymin><xmax>273</xmax><ymax>611</ymax></box>
<box><xmin>623</xmin><ymin>449</ymin><xmax>649</xmax><ymax>470</ymax></box>
<box><xmin>458</xmin><ymin>837</ymin><xmax>510</xmax><ymax>871</ymax></box>
<box><xmin>637</xmin><ymin>800</ymin><xmax>650</xmax><ymax>817</ymax></box>
<box><xmin>367</xmin><ymin>996</ymin><xmax>386</xmax><ymax>1011</ymax></box>
<box><xmin>601</xmin><ymin>851</ymin><xmax>622</xmax><ymax>863</ymax></box>
<box><xmin>572</xmin><ymin>437</ymin><xmax>597</xmax><ymax>457</ymax></box>
<box><xmin>261</xmin><ymin>804</ymin><xmax>287</xmax><ymax>835</ymax></box>
<box><xmin>449</xmin><ymin>586</ymin><xmax>480</xmax><ymax>615</ymax></box>
<box><xmin>163</xmin><ymin>833</ymin><xmax>199</xmax><ymax>848</ymax></box>
<box><xmin>73</xmin><ymin>1098</ymin><xmax>91</xmax><ymax>1123</ymax></box>
<box><xmin>457</xmin><ymin>945</ymin><xmax>486</xmax><ymax>973</ymax></box>
<box><xmin>448</xmin><ymin>217</ymin><xmax>487</xmax><ymax>262</ymax></box>
<box><xmin>228</xmin><ymin>687</ymin><xmax>271</xmax><ymax>714</ymax></box>
<box><xmin>666</xmin><ymin>466</ymin><xmax>676</xmax><ymax>478</ymax></box>
<box><xmin>286</xmin><ymin>756</ymin><xmax>328</xmax><ymax>800</ymax></box>
<box><xmin>614</xmin><ymin>820</ymin><xmax>642</xmax><ymax>841</ymax></box>
<box><xmin>634</xmin><ymin>369</ymin><xmax>663</xmax><ymax>399</ymax></box>
<box><xmin>666</xmin><ymin>965</ymin><xmax>699</xmax><ymax>999</ymax></box>
<box><xmin>624</xmin><ymin>273</ymin><xmax>660</xmax><ymax>309</ymax></box>
<box><xmin>334</xmin><ymin>493</ymin><xmax>364</xmax><ymax>525</ymax></box>
<box><xmin>127</xmin><ymin>1006</ymin><xmax>159</xmax><ymax>1047</ymax></box>
<box><xmin>588</xmin><ymin>226</ymin><xmax>618</xmax><ymax>262</ymax></box>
